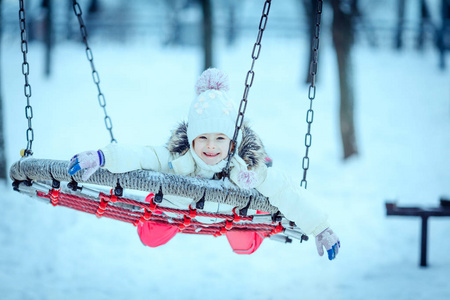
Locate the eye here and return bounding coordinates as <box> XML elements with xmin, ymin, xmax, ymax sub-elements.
<box><xmin>217</xmin><ymin>136</ymin><xmax>225</xmax><ymax>140</ymax></box>
<box><xmin>198</xmin><ymin>136</ymin><xmax>207</xmax><ymax>140</ymax></box>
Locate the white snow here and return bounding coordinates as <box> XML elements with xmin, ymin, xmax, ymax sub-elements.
<box><xmin>1</xmin><ymin>2</ymin><xmax>450</xmax><ymax>300</ymax></box>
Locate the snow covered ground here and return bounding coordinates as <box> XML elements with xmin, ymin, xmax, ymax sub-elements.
<box><xmin>1</xmin><ymin>3</ymin><xmax>450</xmax><ymax>300</ymax></box>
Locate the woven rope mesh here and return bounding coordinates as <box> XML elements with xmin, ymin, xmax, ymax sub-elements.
<box><xmin>10</xmin><ymin>158</ymin><xmax>278</xmax><ymax>213</ymax></box>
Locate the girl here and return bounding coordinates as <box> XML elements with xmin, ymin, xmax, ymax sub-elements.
<box><xmin>68</xmin><ymin>68</ymin><xmax>340</xmax><ymax>259</ymax></box>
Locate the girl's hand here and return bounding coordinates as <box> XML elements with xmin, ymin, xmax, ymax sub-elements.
<box><xmin>68</xmin><ymin>150</ymin><xmax>104</xmax><ymax>181</ymax></box>
<box><xmin>315</xmin><ymin>227</ymin><xmax>340</xmax><ymax>260</ymax></box>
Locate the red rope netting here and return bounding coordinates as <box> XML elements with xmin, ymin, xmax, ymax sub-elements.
<box><xmin>36</xmin><ymin>189</ymin><xmax>284</xmax><ymax>237</ymax></box>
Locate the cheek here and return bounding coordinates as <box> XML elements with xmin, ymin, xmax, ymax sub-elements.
<box><xmin>193</xmin><ymin>141</ymin><xmax>205</xmax><ymax>154</ymax></box>
<box><xmin>220</xmin><ymin>142</ymin><xmax>231</xmax><ymax>154</ymax></box>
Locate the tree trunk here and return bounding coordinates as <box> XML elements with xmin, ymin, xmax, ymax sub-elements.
<box><xmin>437</xmin><ymin>0</ymin><xmax>450</xmax><ymax>70</ymax></box>
<box><xmin>200</xmin><ymin>0</ymin><xmax>213</xmax><ymax>70</ymax></box>
<box><xmin>66</xmin><ymin>0</ymin><xmax>74</xmax><ymax>40</ymax></box>
<box><xmin>226</xmin><ymin>0</ymin><xmax>237</xmax><ymax>46</ymax></box>
<box><xmin>301</xmin><ymin>0</ymin><xmax>315</xmax><ymax>84</ymax></box>
<box><xmin>331</xmin><ymin>0</ymin><xmax>358</xmax><ymax>159</ymax></box>
<box><xmin>417</xmin><ymin>0</ymin><xmax>431</xmax><ymax>50</ymax></box>
<box><xmin>395</xmin><ymin>0</ymin><xmax>406</xmax><ymax>50</ymax></box>
<box><xmin>88</xmin><ymin>0</ymin><xmax>100</xmax><ymax>14</ymax></box>
<box><xmin>42</xmin><ymin>0</ymin><xmax>53</xmax><ymax>77</ymax></box>
<box><xmin>0</xmin><ymin>0</ymin><xmax>7</xmax><ymax>180</ymax></box>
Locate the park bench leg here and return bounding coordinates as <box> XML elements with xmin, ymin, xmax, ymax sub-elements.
<box><xmin>420</xmin><ymin>216</ymin><xmax>428</xmax><ymax>267</ymax></box>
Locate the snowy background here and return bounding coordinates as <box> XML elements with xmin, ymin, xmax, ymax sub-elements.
<box><xmin>1</xmin><ymin>1</ymin><xmax>450</xmax><ymax>299</ymax></box>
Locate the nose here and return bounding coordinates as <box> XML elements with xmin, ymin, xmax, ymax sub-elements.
<box><xmin>207</xmin><ymin>141</ymin><xmax>216</xmax><ymax>149</ymax></box>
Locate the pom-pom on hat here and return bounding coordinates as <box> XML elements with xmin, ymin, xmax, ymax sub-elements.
<box><xmin>187</xmin><ymin>68</ymin><xmax>239</xmax><ymax>146</ymax></box>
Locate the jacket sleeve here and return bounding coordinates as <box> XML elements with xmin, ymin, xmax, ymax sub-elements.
<box><xmin>255</xmin><ymin>166</ymin><xmax>330</xmax><ymax>236</ymax></box>
<box><xmin>100</xmin><ymin>143</ymin><xmax>172</xmax><ymax>174</ymax></box>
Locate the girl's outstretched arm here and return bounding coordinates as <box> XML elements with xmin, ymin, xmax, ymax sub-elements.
<box><xmin>68</xmin><ymin>144</ymin><xmax>172</xmax><ymax>180</ymax></box>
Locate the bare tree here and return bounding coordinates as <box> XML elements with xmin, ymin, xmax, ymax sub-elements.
<box><xmin>417</xmin><ymin>0</ymin><xmax>432</xmax><ymax>50</ymax></box>
<box><xmin>437</xmin><ymin>0</ymin><xmax>450</xmax><ymax>69</ymax></box>
<box><xmin>42</xmin><ymin>0</ymin><xmax>53</xmax><ymax>77</ymax></box>
<box><xmin>226</xmin><ymin>0</ymin><xmax>237</xmax><ymax>46</ymax></box>
<box><xmin>395</xmin><ymin>0</ymin><xmax>406</xmax><ymax>49</ymax></box>
<box><xmin>331</xmin><ymin>0</ymin><xmax>358</xmax><ymax>159</ymax></box>
<box><xmin>200</xmin><ymin>0</ymin><xmax>213</xmax><ymax>70</ymax></box>
<box><xmin>301</xmin><ymin>0</ymin><xmax>316</xmax><ymax>84</ymax></box>
<box><xmin>65</xmin><ymin>0</ymin><xmax>74</xmax><ymax>40</ymax></box>
<box><xmin>88</xmin><ymin>0</ymin><xmax>100</xmax><ymax>13</ymax></box>
<box><xmin>0</xmin><ymin>0</ymin><xmax>7</xmax><ymax>181</ymax></box>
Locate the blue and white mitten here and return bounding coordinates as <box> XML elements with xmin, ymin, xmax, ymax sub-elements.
<box><xmin>68</xmin><ymin>150</ymin><xmax>104</xmax><ymax>181</ymax></box>
<box><xmin>315</xmin><ymin>227</ymin><xmax>340</xmax><ymax>260</ymax></box>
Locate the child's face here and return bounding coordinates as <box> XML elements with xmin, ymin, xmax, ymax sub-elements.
<box><xmin>193</xmin><ymin>133</ymin><xmax>231</xmax><ymax>165</ymax></box>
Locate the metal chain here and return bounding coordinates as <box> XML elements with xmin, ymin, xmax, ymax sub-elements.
<box><xmin>223</xmin><ymin>0</ymin><xmax>271</xmax><ymax>176</ymax></box>
<box><xmin>300</xmin><ymin>0</ymin><xmax>323</xmax><ymax>189</ymax></box>
<box><xmin>72</xmin><ymin>0</ymin><xmax>116</xmax><ymax>143</ymax></box>
<box><xmin>18</xmin><ymin>0</ymin><xmax>34</xmax><ymax>157</ymax></box>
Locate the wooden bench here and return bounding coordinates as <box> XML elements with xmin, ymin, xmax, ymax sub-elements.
<box><xmin>385</xmin><ymin>198</ymin><xmax>450</xmax><ymax>267</ymax></box>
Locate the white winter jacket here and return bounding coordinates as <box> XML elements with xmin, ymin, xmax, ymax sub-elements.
<box><xmin>100</xmin><ymin>124</ymin><xmax>329</xmax><ymax>236</ymax></box>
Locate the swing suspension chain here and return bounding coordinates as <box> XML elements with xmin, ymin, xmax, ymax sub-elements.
<box><xmin>300</xmin><ymin>0</ymin><xmax>323</xmax><ymax>189</ymax></box>
<box><xmin>72</xmin><ymin>0</ymin><xmax>116</xmax><ymax>143</ymax></box>
<box><xmin>223</xmin><ymin>0</ymin><xmax>272</xmax><ymax>176</ymax></box>
<box><xmin>18</xmin><ymin>0</ymin><xmax>34</xmax><ymax>157</ymax></box>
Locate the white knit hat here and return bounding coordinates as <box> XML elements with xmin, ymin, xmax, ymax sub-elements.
<box><xmin>187</xmin><ymin>68</ymin><xmax>239</xmax><ymax>146</ymax></box>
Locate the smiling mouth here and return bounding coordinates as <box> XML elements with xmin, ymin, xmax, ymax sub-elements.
<box><xmin>204</xmin><ymin>152</ymin><xmax>220</xmax><ymax>158</ymax></box>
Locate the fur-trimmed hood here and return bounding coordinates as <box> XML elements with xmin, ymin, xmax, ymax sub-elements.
<box><xmin>166</xmin><ymin>122</ymin><xmax>270</xmax><ymax>170</ymax></box>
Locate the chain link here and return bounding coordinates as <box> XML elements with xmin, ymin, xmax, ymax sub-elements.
<box><xmin>19</xmin><ymin>0</ymin><xmax>34</xmax><ymax>156</ymax></box>
<box><xmin>72</xmin><ymin>0</ymin><xmax>116</xmax><ymax>143</ymax></box>
<box><xmin>300</xmin><ymin>0</ymin><xmax>323</xmax><ymax>189</ymax></box>
<box><xmin>223</xmin><ymin>0</ymin><xmax>271</xmax><ymax>176</ymax></box>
